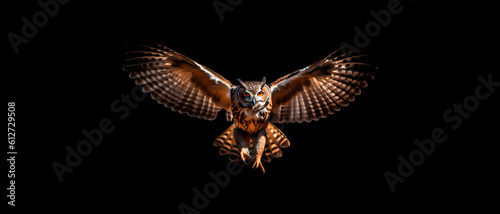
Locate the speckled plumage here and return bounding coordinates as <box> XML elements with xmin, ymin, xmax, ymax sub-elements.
<box><xmin>123</xmin><ymin>40</ymin><xmax>375</xmax><ymax>174</ymax></box>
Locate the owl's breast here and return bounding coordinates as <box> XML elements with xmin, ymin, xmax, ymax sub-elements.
<box><xmin>233</xmin><ymin>107</ymin><xmax>270</xmax><ymax>135</ymax></box>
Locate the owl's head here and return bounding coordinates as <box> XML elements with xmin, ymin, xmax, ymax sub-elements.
<box><xmin>236</xmin><ymin>77</ymin><xmax>270</xmax><ymax>111</ymax></box>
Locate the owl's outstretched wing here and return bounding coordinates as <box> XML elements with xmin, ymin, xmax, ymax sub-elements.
<box><xmin>123</xmin><ymin>41</ymin><xmax>234</xmax><ymax>120</ymax></box>
<box><xmin>270</xmin><ymin>49</ymin><xmax>376</xmax><ymax>123</ymax></box>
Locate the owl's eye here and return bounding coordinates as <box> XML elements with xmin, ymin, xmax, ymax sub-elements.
<box><xmin>242</xmin><ymin>91</ymin><xmax>250</xmax><ymax>97</ymax></box>
<box><xmin>257</xmin><ymin>91</ymin><xmax>264</xmax><ymax>96</ymax></box>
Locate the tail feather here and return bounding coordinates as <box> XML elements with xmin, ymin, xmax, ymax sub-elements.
<box><xmin>214</xmin><ymin>123</ymin><xmax>290</xmax><ymax>163</ymax></box>
<box><xmin>263</xmin><ymin>123</ymin><xmax>290</xmax><ymax>162</ymax></box>
<box><xmin>213</xmin><ymin>124</ymin><xmax>239</xmax><ymax>161</ymax></box>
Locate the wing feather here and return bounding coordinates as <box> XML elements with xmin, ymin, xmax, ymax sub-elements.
<box><xmin>270</xmin><ymin>49</ymin><xmax>375</xmax><ymax>123</ymax></box>
<box><xmin>124</xmin><ymin>41</ymin><xmax>233</xmax><ymax>120</ymax></box>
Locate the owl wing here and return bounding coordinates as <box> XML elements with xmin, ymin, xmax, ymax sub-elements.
<box><xmin>123</xmin><ymin>41</ymin><xmax>234</xmax><ymax>120</ymax></box>
<box><xmin>270</xmin><ymin>49</ymin><xmax>376</xmax><ymax>123</ymax></box>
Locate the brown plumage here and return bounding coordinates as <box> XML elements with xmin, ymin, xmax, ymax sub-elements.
<box><xmin>123</xmin><ymin>41</ymin><xmax>232</xmax><ymax>120</ymax></box>
<box><xmin>270</xmin><ymin>50</ymin><xmax>374</xmax><ymax>123</ymax></box>
<box><xmin>123</xmin><ymin>40</ymin><xmax>375</xmax><ymax>174</ymax></box>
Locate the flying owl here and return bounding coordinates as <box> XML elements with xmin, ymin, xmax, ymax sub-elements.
<box><xmin>123</xmin><ymin>41</ymin><xmax>375</xmax><ymax>174</ymax></box>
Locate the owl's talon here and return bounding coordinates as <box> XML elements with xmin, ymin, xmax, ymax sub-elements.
<box><xmin>240</xmin><ymin>148</ymin><xmax>251</xmax><ymax>165</ymax></box>
<box><xmin>241</xmin><ymin>157</ymin><xmax>249</xmax><ymax>165</ymax></box>
<box><xmin>252</xmin><ymin>159</ymin><xmax>265</xmax><ymax>175</ymax></box>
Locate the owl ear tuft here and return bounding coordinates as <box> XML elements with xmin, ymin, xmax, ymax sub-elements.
<box><xmin>237</xmin><ymin>78</ymin><xmax>249</xmax><ymax>89</ymax></box>
<box><xmin>259</xmin><ymin>77</ymin><xmax>266</xmax><ymax>88</ymax></box>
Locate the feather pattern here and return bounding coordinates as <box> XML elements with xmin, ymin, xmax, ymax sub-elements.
<box><xmin>262</xmin><ymin>123</ymin><xmax>290</xmax><ymax>162</ymax></box>
<box><xmin>213</xmin><ymin>124</ymin><xmax>240</xmax><ymax>160</ymax></box>
<box><xmin>123</xmin><ymin>41</ymin><xmax>234</xmax><ymax>120</ymax></box>
<box><xmin>270</xmin><ymin>49</ymin><xmax>376</xmax><ymax>123</ymax></box>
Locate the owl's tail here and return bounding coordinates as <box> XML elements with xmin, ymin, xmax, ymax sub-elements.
<box><xmin>262</xmin><ymin>123</ymin><xmax>290</xmax><ymax>162</ymax></box>
<box><xmin>213</xmin><ymin>124</ymin><xmax>239</xmax><ymax>161</ymax></box>
<box><xmin>213</xmin><ymin>123</ymin><xmax>290</xmax><ymax>163</ymax></box>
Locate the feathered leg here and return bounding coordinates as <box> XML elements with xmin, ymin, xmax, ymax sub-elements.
<box><xmin>251</xmin><ymin>129</ymin><xmax>266</xmax><ymax>174</ymax></box>
<box><xmin>233</xmin><ymin>128</ymin><xmax>251</xmax><ymax>164</ymax></box>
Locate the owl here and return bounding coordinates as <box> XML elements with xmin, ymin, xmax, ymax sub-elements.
<box><xmin>123</xmin><ymin>41</ymin><xmax>375</xmax><ymax>174</ymax></box>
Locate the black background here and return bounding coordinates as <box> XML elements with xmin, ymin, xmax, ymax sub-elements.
<box><xmin>4</xmin><ymin>0</ymin><xmax>499</xmax><ymax>212</ymax></box>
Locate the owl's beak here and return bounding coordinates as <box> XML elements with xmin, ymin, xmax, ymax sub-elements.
<box><xmin>252</xmin><ymin>98</ymin><xmax>256</xmax><ymax>106</ymax></box>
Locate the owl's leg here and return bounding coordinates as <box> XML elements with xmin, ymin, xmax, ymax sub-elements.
<box><xmin>233</xmin><ymin>128</ymin><xmax>251</xmax><ymax>164</ymax></box>
<box><xmin>251</xmin><ymin>129</ymin><xmax>266</xmax><ymax>174</ymax></box>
